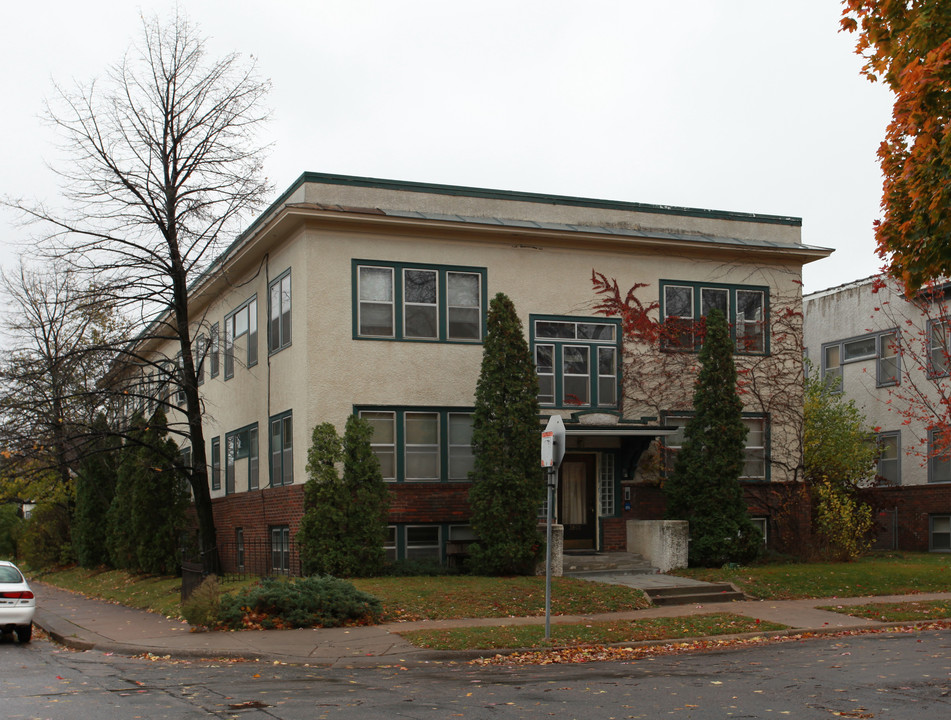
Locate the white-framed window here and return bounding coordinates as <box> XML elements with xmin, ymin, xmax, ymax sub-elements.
<box><xmin>269</xmin><ymin>411</ymin><xmax>294</xmax><ymax>487</ymax></box>
<box><xmin>359</xmin><ymin>407</ymin><xmax>474</xmax><ymax>483</ymax></box>
<box><xmin>876</xmin><ymin>431</ymin><xmax>900</xmax><ymax>485</ymax></box>
<box><xmin>751</xmin><ymin>517</ymin><xmax>768</xmax><ymax>545</ymax></box>
<box><xmin>930</xmin><ymin>515</ymin><xmax>951</xmax><ymax>552</ymax></box>
<box><xmin>660</xmin><ymin>281</ymin><xmax>768</xmax><ymax>354</ymax></box>
<box><xmin>354</xmin><ymin>261</ymin><xmax>485</xmax><ymax>342</ymax></box>
<box><xmin>598</xmin><ymin>454</ymin><xmax>616</xmax><ymax>517</ymax></box>
<box><xmin>268</xmin><ymin>270</ymin><xmax>292</xmax><ymax>353</ymax></box>
<box><xmin>224</xmin><ymin>296</ymin><xmax>258</xmax><ymax>379</ymax></box>
<box><xmin>531</xmin><ymin>317</ymin><xmax>619</xmax><ymax>409</ymax></box>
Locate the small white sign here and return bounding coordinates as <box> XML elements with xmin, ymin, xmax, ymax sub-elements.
<box><xmin>541</xmin><ymin>431</ymin><xmax>554</xmax><ymax>467</ymax></box>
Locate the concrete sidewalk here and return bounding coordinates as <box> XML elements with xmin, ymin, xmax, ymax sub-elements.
<box><xmin>29</xmin><ymin>579</ymin><xmax>951</xmax><ymax>668</ymax></box>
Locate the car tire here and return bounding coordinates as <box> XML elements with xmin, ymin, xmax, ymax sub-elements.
<box><xmin>16</xmin><ymin>623</ymin><xmax>32</xmax><ymax>644</ymax></box>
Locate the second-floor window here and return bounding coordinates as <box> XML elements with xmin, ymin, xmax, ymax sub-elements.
<box><xmin>268</xmin><ymin>270</ymin><xmax>292</xmax><ymax>353</ymax></box>
<box><xmin>821</xmin><ymin>330</ymin><xmax>899</xmax><ymax>390</ymax></box>
<box><xmin>354</xmin><ymin>261</ymin><xmax>485</xmax><ymax>342</ymax></box>
<box><xmin>660</xmin><ymin>281</ymin><xmax>768</xmax><ymax>354</ymax></box>
<box><xmin>224</xmin><ymin>296</ymin><xmax>258</xmax><ymax>379</ymax></box>
<box><xmin>531</xmin><ymin>317</ymin><xmax>619</xmax><ymax>409</ymax></box>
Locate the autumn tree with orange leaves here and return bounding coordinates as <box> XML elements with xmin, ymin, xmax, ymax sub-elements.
<box><xmin>841</xmin><ymin>2</ymin><xmax>951</xmax><ymax>292</ymax></box>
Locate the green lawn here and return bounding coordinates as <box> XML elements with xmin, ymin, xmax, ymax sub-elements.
<box><xmin>818</xmin><ymin>599</ymin><xmax>951</xmax><ymax>622</ymax></box>
<box><xmin>672</xmin><ymin>552</ymin><xmax>951</xmax><ymax>599</ymax></box>
<box><xmin>31</xmin><ymin>567</ymin><xmax>649</xmax><ymax>622</ymax></box>
<box><xmin>400</xmin><ymin>613</ymin><xmax>787</xmax><ymax>651</ymax></box>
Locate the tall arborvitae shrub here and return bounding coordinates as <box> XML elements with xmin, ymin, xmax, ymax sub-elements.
<box><xmin>298</xmin><ymin>417</ymin><xmax>390</xmax><ymax>577</ymax></box>
<box><xmin>467</xmin><ymin>292</ymin><xmax>545</xmax><ymax>576</ymax></box>
<box><xmin>106</xmin><ymin>410</ymin><xmax>188</xmax><ymax>574</ymax></box>
<box><xmin>107</xmin><ymin>414</ymin><xmax>145</xmax><ymax>570</ymax></box>
<box><xmin>73</xmin><ymin>415</ymin><xmax>120</xmax><ymax>567</ymax></box>
<box><xmin>664</xmin><ymin>308</ymin><xmax>762</xmax><ymax>567</ymax></box>
<box><xmin>130</xmin><ymin>409</ymin><xmax>189</xmax><ymax>574</ymax></box>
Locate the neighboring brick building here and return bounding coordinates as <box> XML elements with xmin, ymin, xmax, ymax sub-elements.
<box><xmin>804</xmin><ymin>276</ymin><xmax>951</xmax><ymax>552</ymax></box>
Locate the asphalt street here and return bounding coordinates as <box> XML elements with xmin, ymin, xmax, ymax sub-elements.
<box><xmin>2</xmin><ymin>625</ymin><xmax>950</xmax><ymax>719</ymax></box>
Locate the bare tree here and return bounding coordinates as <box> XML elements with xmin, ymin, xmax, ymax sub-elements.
<box><xmin>6</xmin><ymin>12</ymin><xmax>272</xmax><ymax>571</ymax></box>
<box><xmin>0</xmin><ymin>262</ymin><xmax>119</xmax><ymax>501</ymax></box>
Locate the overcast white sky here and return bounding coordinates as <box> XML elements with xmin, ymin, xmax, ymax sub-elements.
<box><xmin>0</xmin><ymin>0</ymin><xmax>893</xmax><ymax>295</ymax></box>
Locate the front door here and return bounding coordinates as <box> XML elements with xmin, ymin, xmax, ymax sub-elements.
<box><xmin>559</xmin><ymin>453</ymin><xmax>597</xmax><ymax>550</ymax></box>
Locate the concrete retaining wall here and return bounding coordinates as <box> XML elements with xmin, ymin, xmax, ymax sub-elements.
<box><xmin>626</xmin><ymin>520</ymin><xmax>688</xmax><ymax>572</ymax></box>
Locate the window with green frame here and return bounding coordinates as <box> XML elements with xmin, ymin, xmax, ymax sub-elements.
<box><xmin>660</xmin><ymin>280</ymin><xmax>768</xmax><ymax>354</ymax></box>
<box><xmin>357</xmin><ymin>407</ymin><xmax>474</xmax><ymax>482</ymax></box>
<box><xmin>353</xmin><ymin>260</ymin><xmax>486</xmax><ymax>342</ymax></box>
<box><xmin>530</xmin><ymin>316</ymin><xmax>620</xmax><ymax>409</ymax></box>
<box><xmin>663</xmin><ymin>412</ymin><xmax>769</xmax><ymax>481</ymax></box>
<box><xmin>225</xmin><ymin>423</ymin><xmax>259</xmax><ymax>494</ymax></box>
<box><xmin>269</xmin><ymin>410</ymin><xmax>293</xmax><ymax>487</ymax></box>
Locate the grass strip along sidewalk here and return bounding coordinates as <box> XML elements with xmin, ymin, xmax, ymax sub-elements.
<box><xmin>818</xmin><ymin>599</ymin><xmax>951</xmax><ymax>622</ymax></box>
<box><xmin>399</xmin><ymin>613</ymin><xmax>787</xmax><ymax>650</ymax></box>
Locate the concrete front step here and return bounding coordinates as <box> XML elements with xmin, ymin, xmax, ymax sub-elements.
<box><xmin>646</xmin><ymin>583</ymin><xmax>746</xmax><ymax>606</ymax></box>
<box><xmin>562</xmin><ymin>552</ymin><xmax>659</xmax><ymax>577</ymax></box>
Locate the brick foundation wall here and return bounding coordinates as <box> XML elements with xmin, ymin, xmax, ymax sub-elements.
<box><xmin>861</xmin><ymin>484</ymin><xmax>951</xmax><ymax>551</ymax></box>
<box><xmin>621</xmin><ymin>481</ymin><xmax>812</xmax><ymax>555</ymax></box>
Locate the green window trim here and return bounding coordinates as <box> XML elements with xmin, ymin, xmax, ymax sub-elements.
<box><xmin>224</xmin><ymin>294</ymin><xmax>258</xmax><ymax>380</ymax></box>
<box><xmin>269</xmin><ymin>410</ymin><xmax>294</xmax><ymax>487</ymax></box>
<box><xmin>268</xmin><ymin>269</ymin><xmax>292</xmax><ymax>354</ymax></box>
<box><xmin>661</xmin><ymin>411</ymin><xmax>771</xmax><ymax>482</ymax></box>
<box><xmin>210</xmin><ymin>436</ymin><xmax>221</xmax><ymax>491</ymax></box>
<box><xmin>659</xmin><ymin>280</ymin><xmax>770</xmax><ymax>355</ymax></box>
<box><xmin>386</xmin><ymin>523</ymin><xmax>476</xmax><ymax>564</ymax></box>
<box><xmin>529</xmin><ymin>315</ymin><xmax>621</xmax><ymax>410</ymax></box>
<box><xmin>352</xmin><ymin>260</ymin><xmax>487</xmax><ymax>343</ymax></box>
<box><xmin>225</xmin><ymin>423</ymin><xmax>259</xmax><ymax>494</ymax></box>
<box><xmin>356</xmin><ymin>406</ymin><xmax>475</xmax><ymax>483</ymax></box>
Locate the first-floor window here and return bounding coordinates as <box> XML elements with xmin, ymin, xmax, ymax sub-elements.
<box><xmin>876</xmin><ymin>431</ymin><xmax>900</xmax><ymax>485</ymax></box>
<box><xmin>928</xmin><ymin>429</ymin><xmax>951</xmax><ymax>483</ymax></box>
<box><xmin>664</xmin><ymin>413</ymin><xmax>768</xmax><ymax>481</ymax></box>
<box><xmin>930</xmin><ymin>515</ymin><xmax>951</xmax><ymax>552</ymax></box>
<box><xmin>269</xmin><ymin>411</ymin><xmax>294</xmax><ymax>487</ymax></box>
<box><xmin>740</xmin><ymin>417</ymin><xmax>767</xmax><ymax>481</ymax></box>
<box><xmin>210</xmin><ymin>437</ymin><xmax>221</xmax><ymax>491</ymax></box>
<box><xmin>270</xmin><ymin>525</ymin><xmax>290</xmax><ymax>574</ymax></box>
<box><xmin>226</xmin><ymin>424</ymin><xmax>259</xmax><ymax>493</ymax></box>
<box><xmin>751</xmin><ymin>517</ymin><xmax>768</xmax><ymax>545</ymax></box>
<box><xmin>358</xmin><ymin>407</ymin><xmax>474</xmax><ymax>482</ymax></box>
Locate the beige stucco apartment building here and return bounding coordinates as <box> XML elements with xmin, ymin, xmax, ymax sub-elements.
<box><xmin>144</xmin><ymin>172</ymin><xmax>830</xmax><ymax>571</ymax></box>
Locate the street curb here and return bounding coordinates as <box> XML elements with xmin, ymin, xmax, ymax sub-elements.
<box><xmin>34</xmin><ymin>615</ymin><xmax>951</xmax><ymax>668</ymax></box>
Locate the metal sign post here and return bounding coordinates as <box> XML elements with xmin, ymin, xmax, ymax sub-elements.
<box><xmin>540</xmin><ymin>415</ymin><xmax>565</xmax><ymax>641</ymax></box>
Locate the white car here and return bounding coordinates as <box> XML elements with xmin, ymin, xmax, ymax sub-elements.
<box><xmin>0</xmin><ymin>560</ymin><xmax>35</xmax><ymax>643</ymax></box>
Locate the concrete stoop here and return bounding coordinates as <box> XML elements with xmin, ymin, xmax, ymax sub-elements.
<box><xmin>562</xmin><ymin>551</ymin><xmax>659</xmax><ymax>577</ymax></box>
<box><xmin>645</xmin><ymin>583</ymin><xmax>747</xmax><ymax>606</ymax></box>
